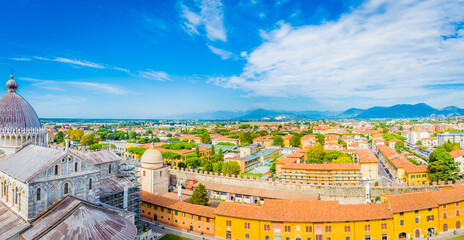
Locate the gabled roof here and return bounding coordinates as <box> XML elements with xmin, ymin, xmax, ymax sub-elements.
<box><xmin>0</xmin><ymin>201</ymin><xmax>29</xmax><ymax>239</ymax></box>
<box><xmin>214</xmin><ymin>202</ymin><xmax>261</xmax><ymax>220</ymax></box>
<box><xmin>430</xmin><ymin>185</ymin><xmax>464</xmax><ymax>205</ymax></box>
<box><xmin>71</xmin><ymin>149</ymin><xmax>120</xmax><ymax>165</ymax></box>
<box><xmin>258</xmin><ymin>200</ymin><xmax>391</xmax><ymax>222</ymax></box>
<box><xmin>142</xmin><ymin>191</ymin><xmax>215</xmax><ymax>218</ymax></box>
<box><xmin>21</xmin><ymin>195</ymin><xmax>137</xmax><ymax>240</ymax></box>
<box><xmin>450</xmin><ymin>150</ymin><xmax>464</xmax><ymax>159</ymax></box>
<box><xmin>0</xmin><ymin>145</ymin><xmax>66</xmax><ymax>182</ymax></box>
<box><xmin>386</xmin><ymin>191</ymin><xmax>438</xmax><ymax>213</ymax></box>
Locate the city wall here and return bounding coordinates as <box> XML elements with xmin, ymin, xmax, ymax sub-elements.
<box><xmin>169</xmin><ymin>166</ymin><xmax>457</xmax><ymax>204</ymax></box>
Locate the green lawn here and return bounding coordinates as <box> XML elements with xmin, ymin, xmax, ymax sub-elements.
<box><xmin>449</xmin><ymin>236</ymin><xmax>464</xmax><ymax>240</ymax></box>
<box><xmin>159</xmin><ymin>233</ymin><xmax>193</xmax><ymax>240</ymax></box>
<box><xmin>240</xmin><ymin>172</ymin><xmax>264</xmax><ymax>178</ymax></box>
<box><xmin>211</xmin><ymin>198</ymin><xmax>226</xmax><ymax>202</ymax></box>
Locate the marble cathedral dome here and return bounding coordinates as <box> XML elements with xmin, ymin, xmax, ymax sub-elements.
<box><xmin>0</xmin><ymin>75</ymin><xmax>47</xmax><ymax>154</ymax></box>
<box><xmin>0</xmin><ymin>76</ymin><xmax>42</xmax><ymax>129</ymax></box>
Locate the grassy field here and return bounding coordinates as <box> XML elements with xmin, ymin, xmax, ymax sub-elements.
<box><xmin>240</xmin><ymin>172</ymin><xmax>264</xmax><ymax>178</ymax></box>
<box><xmin>450</xmin><ymin>236</ymin><xmax>464</xmax><ymax>240</ymax></box>
<box><xmin>159</xmin><ymin>233</ymin><xmax>193</xmax><ymax>240</ymax></box>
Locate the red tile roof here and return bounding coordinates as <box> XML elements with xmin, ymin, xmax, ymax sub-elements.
<box><xmin>386</xmin><ymin>191</ymin><xmax>438</xmax><ymax>213</ymax></box>
<box><xmin>142</xmin><ymin>191</ymin><xmax>215</xmax><ymax>218</ymax></box>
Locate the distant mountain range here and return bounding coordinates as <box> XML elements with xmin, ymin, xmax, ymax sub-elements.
<box><xmin>168</xmin><ymin>103</ymin><xmax>464</xmax><ymax>120</ymax></box>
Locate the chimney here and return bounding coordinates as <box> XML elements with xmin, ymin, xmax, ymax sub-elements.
<box><xmin>65</xmin><ymin>139</ymin><xmax>69</xmax><ymax>152</ymax></box>
<box><xmin>177</xmin><ymin>183</ymin><xmax>182</xmax><ymax>201</ymax></box>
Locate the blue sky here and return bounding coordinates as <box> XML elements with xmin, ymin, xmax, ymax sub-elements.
<box><xmin>0</xmin><ymin>0</ymin><xmax>463</xmax><ymax>118</ymax></box>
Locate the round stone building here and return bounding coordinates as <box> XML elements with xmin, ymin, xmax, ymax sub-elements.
<box><xmin>0</xmin><ymin>75</ymin><xmax>47</xmax><ymax>155</ymax></box>
<box><xmin>138</xmin><ymin>144</ymin><xmax>169</xmax><ymax>195</ymax></box>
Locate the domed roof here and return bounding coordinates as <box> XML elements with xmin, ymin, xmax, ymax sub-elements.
<box><xmin>0</xmin><ymin>76</ymin><xmax>41</xmax><ymax>129</ymax></box>
<box><xmin>141</xmin><ymin>144</ymin><xmax>164</xmax><ymax>168</ymax></box>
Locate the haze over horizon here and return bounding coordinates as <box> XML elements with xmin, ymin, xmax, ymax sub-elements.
<box><xmin>1</xmin><ymin>0</ymin><xmax>464</xmax><ymax>119</ymax></box>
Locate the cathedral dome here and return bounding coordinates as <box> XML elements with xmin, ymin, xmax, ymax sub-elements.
<box><xmin>141</xmin><ymin>144</ymin><xmax>164</xmax><ymax>168</ymax></box>
<box><xmin>0</xmin><ymin>77</ymin><xmax>41</xmax><ymax>129</ymax></box>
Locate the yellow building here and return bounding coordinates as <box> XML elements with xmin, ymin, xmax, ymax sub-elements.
<box><xmin>141</xmin><ymin>192</ymin><xmax>216</xmax><ymax>236</ymax></box>
<box><xmin>253</xmin><ymin>135</ymin><xmax>273</xmax><ymax>147</ymax></box>
<box><xmin>280</xmin><ymin>163</ymin><xmax>361</xmax><ymax>185</ymax></box>
<box><xmin>214</xmin><ymin>202</ymin><xmax>262</xmax><ymax>240</ymax></box>
<box><xmin>215</xmin><ymin>200</ymin><xmax>393</xmax><ymax>240</ymax></box>
<box><xmin>377</xmin><ymin>145</ymin><xmax>429</xmax><ymax>184</ymax></box>
<box><xmin>357</xmin><ymin>149</ymin><xmax>379</xmax><ymax>180</ymax></box>
<box><xmin>385</xmin><ymin>191</ymin><xmax>439</xmax><ymax>239</ymax></box>
<box><xmin>431</xmin><ymin>185</ymin><xmax>464</xmax><ymax>233</ymax></box>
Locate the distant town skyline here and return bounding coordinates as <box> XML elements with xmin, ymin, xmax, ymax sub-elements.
<box><xmin>1</xmin><ymin>0</ymin><xmax>463</xmax><ymax>118</ymax></box>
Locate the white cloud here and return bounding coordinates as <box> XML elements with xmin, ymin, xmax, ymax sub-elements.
<box><xmin>180</xmin><ymin>0</ymin><xmax>227</xmax><ymax>42</ymax></box>
<box><xmin>10</xmin><ymin>57</ymin><xmax>31</xmax><ymax>61</ymax></box>
<box><xmin>214</xmin><ymin>0</ymin><xmax>464</xmax><ymax>107</ymax></box>
<box><xmin>137</xmin><ymin>70</ymin><xmax>170</xmax><ymax>81</ymax></box>
<box><xmin>24</xmin><ymin>56</ymin><xmax>170</xmax><ymax>81</ymax></box>
<box><xmin>20</xmin><ymin>77</ymin><xmax>126</xmax><ymax>95</ymax></box>
<box><xmin>67</xmin><ymin>81</ymin><xmax>126</xmax><ymax>94</ymax></box>
<box><xmin>208</xmin><ymin>44</ymin><xmax>233</xmax><ymax>59</ymax></box>
<box><xmin>54</xmin><ymin>57</ymin><xmax>105</xmax><ymax>69</ymax></box>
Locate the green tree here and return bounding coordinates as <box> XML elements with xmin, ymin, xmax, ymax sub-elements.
<box><xmin>331</xmin><ymin>155</ymin><xmax>353</xmax><ymax>164</ymax></box>
<box><xmin>177</xmin><ymin>162</ymin><xmax>187</xmax><ymax>169</ymax></box>
<box><xmin>189</xmin><ymin>183</ymin><xmax>209</xmax><ymax>206</ymax></box>
<box><xmin>306</xmin><ymin>158</ymin><xmax>324</xmax><ymax>164</ymax></box>
<box><xmin>323</xmin><ymin>151</ymin><xmax>344</xmax><ymax>162</ymax></box>
<box><xmin>186</xmin><ymin>156</ymin><xmax>201</xmax><ymax>169</ymax></box>
<box><xmin>270</xmin><ymin>162</ymin><xmax>276</xmax><ymax>174</ymax></box>
<box><xmin>222</xmin><ymin>161</ymin><xmax>241</xmax><ymax>175</ymax></box>
<box><xmin>416</xmin><ymin>140</ymin><xmax>422</xmax><ymax>146</ymax></box>
<box><xmin>203</xmin><ymin>161</ymin><xmax>213</xmax><ymax>172</ymax></box>
<box><xmin>127</xmin><ymin>146</ymin><xmax>147</xmax><ymax>156</ymax></box>
<box><xmin>201</xmin><ymin>133</ymin><xmax>211</xmax><ymax>144</ymax></box>
<box><xmin>210</xmin><ymin>145</ymin><xmax>216</xmax><ymax>157</ymax></box>
<box><xmin>306</xmin><ymin>143</ymin><xmax>324</xmax><ymax>160</ymax></box>
<box><xmin>217</xmin><ymin>142</ymin><xmax>235</xmax><ymax>146</ymax></box>
<box><xmin>129</xmin><ymin>131</ymin><xmax>137</xmax><ymax>139</ymax></box>
<box><xmin>239</xmin><ymin>132</ymin><xmax>254</xmax><ymax>146</ymax></box>
<box><xmin>213</xmin><ymin>161</ymin><xmax>224</xmax><ymax>173</ymax></box>
<box><xmin>440</xmin><ymin>141</ymin><xmax>461</xmax><ymax>152</ymax></box>
<box><xmin>81</xmin><ymin>133</ymin><xmax>101</xmax><ymax>146</ymax></box>
<box><xmin>272</xmin><ymin>136</ymin><xmax>284</xmax><ymax>147</ymax></box>
<box><xmin>211</xmin><ymin>149</ymin><xmax>224</xmax><ymax>163</ymax></box>
<box><xmin>395</xmin><ymin>141</ymin><xmax>405</xmax><ymax>153</ymax></box>
<box><xmin>89</xmin><ymin>143</ymin><xmax>102</xmax><ymax>151</ymax></box>
<box><xmin>54</xmin><ymin>131</ymin><xmax>65</xmax><ymax>144</ymax></box>
<box><xmin>290</xmin><ymin>134</ymin><xmax>301</xmax><ymax>147</ymax></box>
<box><xmin>67</xmin><ymin>128</ymin><xmax>84</xmax><ymax>140</ymax></box>
<box><xmin>137</xmin><ymin>137</ymin><xmax>150</xmax><ymax>144</ymax></box>
<box><xmin>161</xmin><ymin>151</ymin><xmax>182</xmax><ymax>160</ymax></box>
<box><xmin>427</xmin><ymin>148</ymin><xmax>459</xmax><ymax>182</ymax></box>
<box><xmin>195</xmin><ymin>147</ymin><xmax>200</xmax><ymax>157</ymax></box>
<box><xmin>316</xmin><ymin>134</ymin><xmax>325</xmax><ymax>146</ymax></box>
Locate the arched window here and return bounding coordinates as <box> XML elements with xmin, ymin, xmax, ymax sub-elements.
<box><xmin>444</xmin><ymin>213</ymin><xmax>448</xmax><ymax>219</ymax></box>
<box><xmin>74</xmin><ymin>162</ymin><xmax>78</xmax><ymax>172</ymax></box>
<box><xmin>37</xmin><ymin>188</ymin><xmax>41</xmax><ymax>201</ymax></box>
<box><xmin>89</xmin><ymin>178</ymin><xmax>92</xmax><ymax>190</ymax></box>
<box><xmin>108</xmin><ymin>165</ymin><xmax>112</xmax><ymax>174</ymax></box>
<box><xmin>55</xmin><ymin>165</ymin><xmax>59</xmax><ymax>175</ymax></box>
<box><xmin>457</xmin><ymin>210</ymin><xmax>460</xmax><ymax>216</ymax></box>
<box><xmin>64</xmin><ymin>183</ymin><xmax>69</xmax><ymax>194</ymax></box>
<box><xmin>14</xmin><ymin>187</ymin><xmax>18</xmax><ymax>204</ymax></box>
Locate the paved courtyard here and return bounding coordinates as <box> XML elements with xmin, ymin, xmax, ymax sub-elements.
<box><xmin>248</xmin><ymin>165</ymin><xmax>270</xmax><ymax>174</ymax></box>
